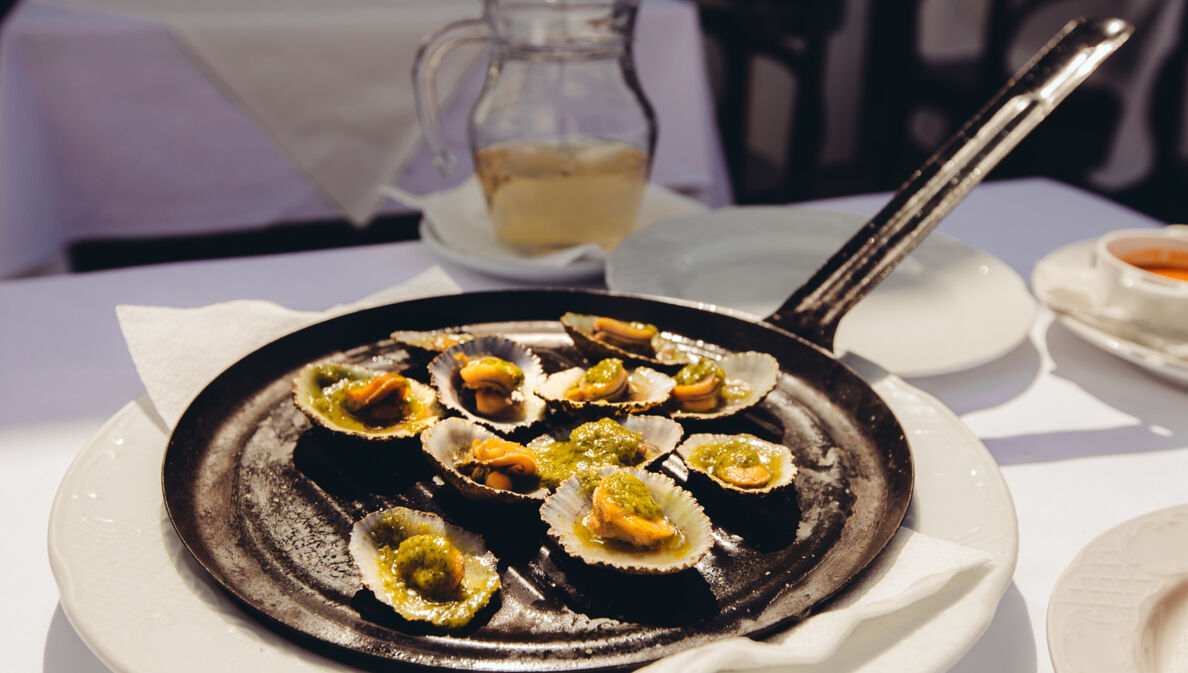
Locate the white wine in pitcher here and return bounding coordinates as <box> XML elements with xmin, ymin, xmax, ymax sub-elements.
<box><xmin>475</xmin><ymin>138</ymin><xmax>649</xmax><ymax>251</ymax></box>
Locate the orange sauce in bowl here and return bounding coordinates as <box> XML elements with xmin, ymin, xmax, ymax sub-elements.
<box><xmin>1136</xmin><ymin>266</ymin><xmax>1188</xmax><ymax>281</ymax></box>
<box><xmin>1119</xmin><ymin>247</ymin><xmax>1188</xmax><ymax>283</ymax></box>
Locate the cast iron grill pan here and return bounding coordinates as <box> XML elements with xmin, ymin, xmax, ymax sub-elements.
<box><xmin>163</xmin><ymin>291</ymin><xmax>909</xmax><ymax>671</ymax></box>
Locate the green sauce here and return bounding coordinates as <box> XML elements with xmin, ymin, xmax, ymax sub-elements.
<box><xmin>370</xmin><ymin>510</ymin><xmax>438</xmax><ymax>547</ymax></box>
<box><xmin>674</xmin><ymin>358</ymin><xmax>724</xmax><ymax>385</ymax></box>
<box><xmin>721</xmin><ymin>380</ymin><xmax>751</xmax><ymax>402</ymax></box>
<box><xmin>391</xmin><ymin>534</ymin><xmax>462</xmax><ymax>600</ymax></box>
<box><xmin>688</xmin><ymin>436</ymin><xmax>781</xmax><ymax>487</ymax></box>
<box><xmin>365</xmin><ymin>510</ymin><xmax>500</xmax><ymax>629</ymax></box>
<box><xmin>534</xmin><ymin>418</ymin><xmax>646</xmax><ymax>489</ymax></box>
<box><xmin>598</xmin><ymin>471</ymin><xmax>663</xmax><ymax>519</ymax></box>
<box><xmin>466</xmin><ymin>357</ymin><xmax>524</xmax><ymax>387</ymax></box>
<box><xmin>585</xmin><ymin>358</ymin><xmax>624</xmax><ymax>384</ymax></box>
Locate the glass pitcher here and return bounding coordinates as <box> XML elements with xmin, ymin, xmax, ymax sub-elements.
<box><xmin>414</xmin><ymin>0</ymin><xmax>657</xmax><ymax>252</ymax></box>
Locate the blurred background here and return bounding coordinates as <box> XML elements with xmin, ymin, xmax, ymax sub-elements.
<box><xmin>0</xmin><ymin>0</ymin><xmax>1182</xmax><ymax>275</ymax></box>
<box><xmin>697</xmin><ymin>0</ymin><xmax>1183</xmax><ymax>217</ymax></box>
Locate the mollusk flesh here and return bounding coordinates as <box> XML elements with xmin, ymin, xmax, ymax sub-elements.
<box><xmin>560</xmin><ymin>313</ymin><xmax>692</xmax><ymax>368</ymax></box>
<box><xmin>428</xmin><ymin>336</ymin><xmax>546</xmax><ymax>432</ymax></box>
<box><xmin>669</xmin><ymin>351</ymin><xmax>779</xmax><ymax>420</ymax></box>
<box><xmin>291</xmin><ymin>361</ymin><xmax>441</xmax><ymax>440</ymax></box>
<box><xmin>539</xmin><ymin>466</ymin><xmax>713</xmax><ymax>574</ymax></box>
<box><xmin>349</xmin><ymin>506</ymin><xmax>500</xmax><ymax>628</ymax></box>
<box><xmin>536</xmin><ymin>358</ymin><xmax>675</xmax><ymax>414</ymax></box>
<box><xmin>421</xmin><ymin>417</ymin><xmax>548</xmax><ymax>504</ymax></box>
<box><xmin>676</xmin><ymin>433</ymin><xmax>797</xmax><ymax>495</ymax></box>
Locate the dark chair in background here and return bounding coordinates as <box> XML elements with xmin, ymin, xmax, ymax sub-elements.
<box><xmin>694</xmin><ymin>0</ymin><xmax>845</xmax><ymax>203</ymax></box>
<box><xmin>0</xmin><ymin>0</ymin><xmax>17</xmax><ymax>24</ymax></box>
<box><xmin>858</xmin><ymin>0</ymin><xmax>1124</xmax><ymax>194</ymax></box>
<box><xmin>697</xmin><ymin>0</ymin><xmax>1188</xmax><ymax>224</ymax></box>
<box><xmin>1116</xmin><ymin>0</ymin><xmax>1188</xmax><ymax>223</ymax></box>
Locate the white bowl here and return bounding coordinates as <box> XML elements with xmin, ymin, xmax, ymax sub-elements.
<box><xmin>1093</xmin><ymin>225</ymin><xmax>1188</xmax><ymax>334</ymax></box>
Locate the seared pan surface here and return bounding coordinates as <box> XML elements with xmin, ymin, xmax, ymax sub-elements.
<box><xmin>163</xmin><ymin>290</ymin><xmax>912</xmax><ymax>671</ymax></box>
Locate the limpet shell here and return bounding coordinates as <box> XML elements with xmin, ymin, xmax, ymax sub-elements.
<box><xmin>291</xmin><ymin>361</ymin><xmax>442</xmax><ymax>440</ymax></box>
<box><xmin>526</xmin><ymin>415</ymin><xmax>684</xmax><ymax>490</ymax></box>
<box><xmin>536</xmin><ymin>364</ymin><xmax>675</xmax><ymax>415</ymax></box>
<box><xmin>349</xmin><ymin>506</ymin><xmax>500</xmax><ymax>628</ymax></box>
<box><xmin>428</xmin><ymin>336</ymin><xmax>547</xmax><ymax>432</ymax></box>
<box><xmin>670</xmin><ymin>351</ymin><xmax>779</xmax><ymax>420</ymax></box>
<box><xmin>540</xmin><ymin>466</ymin><xmax>713</xmax><ymax>575</ymax></box>
<box><xmin>421</xmin><ymin>417</ymin><xmax>549</xmax><ymax>504</ymax></box>
<box><xmin>675</xmin><ymin>433</ymin><xmax>797</xmax><ymax>495</ymax></box>
<box><xmin>560</xmin><ymin>312</ymin><xmax>693</xmax><ymax>369</ymax></box>
<box><xmin>390</xmin><ymin>329</ymin><xmax>474</xmax><ymax>354</ymax></box>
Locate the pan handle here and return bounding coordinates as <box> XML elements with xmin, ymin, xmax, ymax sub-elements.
<box><xmin>764</xmin><ymin>17</ymin><xmax>1133</xmax><ymax>351</ymax></box>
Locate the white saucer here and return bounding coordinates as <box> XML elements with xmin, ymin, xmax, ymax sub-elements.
<box><xmin>606</xmin><ymin>206</ymin><xmax>1036</xmax><ymax>377</ymax></box>
<box><xmin>1048</xmin><ymin>504</ymin><xmax>1188</xmax><ymax>673</ymax></box>
<box><xmin>1033</xmin><ymin>239</ymin><xmax>1188</xmax><ymax>388</ymax></box>
<box><xmin>407</xmin><ymin>179</ymin><xmax>706</xmax><ymax>283</ymax></box>
<box><xmin>1059</xmin><ymin>316</ymin><xmax>1188</xmax><ymax>387</ymax></box>
<box><xmin>419</xmin><ymin>219</ymin><xmax>605</xmax><ymax>282</ymax></box>
<box><xmin>48</xmin><ymin>370</ymin><xmax>1017</xmax><ymax>673</ymax></box>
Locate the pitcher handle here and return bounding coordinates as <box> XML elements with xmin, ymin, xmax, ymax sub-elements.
<box><xmin>413</xmin><ymin>17</ymin><xmax>491</xmax><ymax>177</ymax></box>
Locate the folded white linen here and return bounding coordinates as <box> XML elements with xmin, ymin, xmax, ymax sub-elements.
<box><xmin>115</xmin><ymin>266</ymin><xmax>993</xmax><ymax>671</ymax></box>
<box><xmin>637</xmin><ymin>527</ymin><xmax>991</xmax><ymax>672</ymax></box>
<box><xmin>383</xmin><ymin>178</ymin><xmax>707</xmax><ymax>269</ymax></box>
<box><xmin>49</xmin><ymin>0</ymin><xmax>481</xmax><ymax>225</ymax></box>
<box><xmin>116</xmin><ymin>265</ymin><xmax>460</xmax><ymax>428</ymax></box>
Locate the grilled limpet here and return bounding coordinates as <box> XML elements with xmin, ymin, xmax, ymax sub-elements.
<box><xmin>540</xmin><ymin>466</ymin><xmax>713</xmax><ymax>575</ymax></box>
<box><xmin>560</xmin><ymin>313</ymin><xmax>692</xmax><ymax>368</ymax></box>
<box><xmin>429</xmin><ymin>336</ymin><xmax>546</xmax><ymax>432</ymax></box>
<box><xmin>526</xmin><ymin>415</ymin><xmax>683</xmax><ymax>490</ymax></box>
<box><xmin>291</xmin><ymin>362</ymin><xmax>441</xmax><ymax>440</ymax></box>
<box><xmin>668</xmin><ymin>352</ymin><xmax>779</xmax><ymax>420</ymax></box>
<box><xmin>676</xmin><ymin>433</ymin><xmax>797</xmax><ymax>495</ymax></box>
<box><xmin>421</xmin><ymin>418</ymin><xmax>549</xmax><ymax>504</ymax></box>
<box><xmin>349</xmin><ymin>507</ymin><xmax>500</xmax><ymax>628</ymax></box>
<box><xmin>536</xmin><ymin>357</ymin><xmax>675</xmax><ymax>414</ymax></box>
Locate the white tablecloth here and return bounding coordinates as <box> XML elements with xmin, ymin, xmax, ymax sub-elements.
<box><xmin>3</xmin><ymin>177</ymin><xmax>1186</xmax><ymax>673</ymax></box>
<box><xmin>0</xmin><ymin>0</ymin><xmax>729</xmax><ymax>276</ymax></box>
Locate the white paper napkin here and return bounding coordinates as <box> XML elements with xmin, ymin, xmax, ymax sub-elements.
<box><xmin>382</xmin><ymin>177</ymin><xmax>707</xmax><ymax>268</ymax></box>
<box><xmin>115</xmin><ymin>266</ymin><xmax>993</xmax><ymax>670</ymax></box>
<box><xmin>117</xmin><ymin>266</ymin><xmax>461</xmax><ymax>428</ymax></box>
<box><xmin>638</xmin><ymin>527</ymin><xmax>991</xmax><ymax>672</ymax></box>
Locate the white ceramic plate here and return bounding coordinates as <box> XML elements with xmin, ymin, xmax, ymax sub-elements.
<box><xmin>1033</xmin><ymin>239</ymin><xmax>1188</xmax><ymax>388</ymax></box>
<box><xmin>48</xmin><ymin>367</ymin><xmax>1017</xmax><ymax>673</ymax></box>
<box><xmin>606</xmin><ymin>206</ymin><xmax>1036</xmax><ymax>377</ymax></box>
<box><xmin>1047</xmin><ymin>504</ymin><xmax>1188</xmax><ymax>673</ymax></box>
<box><xmin>1058</xmin><ymin>316</ymin><xmax>1188</xmax><ymax>387</ymax></box>
<box><xmin>414</xmin><ymin>181</ymin><xmax>707</xmax><ymax>283</ymax></box>
<box><xmin>419</xmin><ymin>218</ymin><xmax>605</xmax><ymax>282</ymax></box>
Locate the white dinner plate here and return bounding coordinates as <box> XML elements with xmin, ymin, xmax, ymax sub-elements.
<box><xmin>48</xmin><ymin>366</ymin><xmax>1016</xmax><ymax>673</ymax></box>
<box><xmin>1033</xmin><ymin>239</ymin><xmax>1188</xmax><ymax>388</ymax></box>
<box><xmin>1048</xmin><ymin>504</ymin><xmax>1188</xmax><ymax>673</ymax></box>
<box><xmin>606</xmin><ymin>206</ymin><xmax>1037</xmax><ymax>377</ymax></box>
